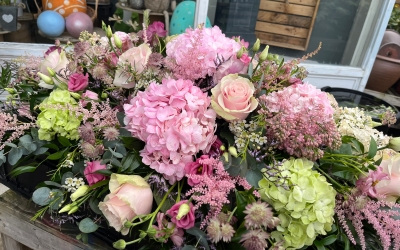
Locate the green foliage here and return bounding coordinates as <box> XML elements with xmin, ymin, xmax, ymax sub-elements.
<box><xmin>388</xmin><ymin>4</ymin><xmax>400</xmax><ymax>33</ymax></box>
<box><xmin>78</xmin><ymin>218</ymin><xmax>99</xmax><ymax>233</ymax></box>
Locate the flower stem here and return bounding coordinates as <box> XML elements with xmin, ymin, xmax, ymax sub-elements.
<box><xmin>147</xmin><ymin>182</ymin><xmax>177</xmax><ymax>228</ymax></box>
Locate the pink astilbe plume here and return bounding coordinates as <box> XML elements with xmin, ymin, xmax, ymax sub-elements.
<box><xmin>336</xmin><ymin>190</ymin><xmax>400</xmax><ymax>250</ymax></box>
<box><xmin>0</xmin><ymin>112</ymin><xmax>36</xmax><ymax>150</ymax></box>
<box><xmin>185</xmin><ymin>157</ymin><xmax>252</xmax><ymax>228</ymax></box>
<box><xmin>124</xmin><ymin>79</ymin><xmax>216</xmax><ymax>184</ymax></box>
<box><xmin>259</xmin><ymin>83</ymin><xmax>341</xmax><ymax>160</ymax></box>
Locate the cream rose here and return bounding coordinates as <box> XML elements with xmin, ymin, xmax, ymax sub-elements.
<box><xmin>98</xmin><ymin>174</ymin><xmax>153</xmax><ymax>235</ymax></box>
<box><xmin>113</xmin><ymin>44</ymin><xmax>152</xmax><ymax>88</ymax></box>
<box><xmin>211</xmin><ymin>74</ymin><xmax>258</xmax><ymax>121</ymax></box>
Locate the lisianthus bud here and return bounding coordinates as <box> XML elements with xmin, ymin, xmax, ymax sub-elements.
<box><xmin>252</xmin><ymin>38</ymin><xmax>260</xmax><ymax>52</ymax></box>
<box><xmin>101</xmin><ymin>93</ymin><xmax>108</xmax><ymax>99</ymax></box>
<box><xmin>176</xmin><ymin>203</ymin><xmax>190</xmax><ymax>220</ymax></box>
<box><xmin>139</xmin><ymin>231</ymin><xmax>147</xmax><ymax>239</ymax></box>
<box><xmin>220</xmin><ymin>145</ymin><xmax>226</xmax><ymax>151</ymax></box>
<box><xmin>59</xmin><ymin>203</ymin><xmax>74</xmax><ymax>213</ymax></box>
<box><xmin>70</xmin><ymin>92</ymin><xmax>81</xmax><ymax>99</ymax></box>
<box><xmin>259</xmin><ymin>45</ymin><xmax>269</xmax><ymax>62</ymax></box>
<box><xmin>228</xmin><ymin>146</ymin><xmax>238</xmax><ymax>158</ymax></box>
<box><xmin>47</xmin><ymin>67</ymin><xmax>56</xmax><ymax>77</ymax></box>
<box><xmin>113</xmin><ymin>239</ymin><xmax>127</xmax><ymax>250</ymax></box>
<box><xmin>389</xmin><ymin>137</ymin><xmax>400</xmax><ymax>151</ymax></box>
<box><xmin>37</xmin><ymin>72</ymin><xmax>54</xmax><ymax>85</ymax></box>
<box><xmin>113</xmin><ymin>33</ymin><xmax>122</xmax><ymax>49</ymax></box>
<box><xmin>68</xmin><ymin>206</ymin><xmax>79</xmax><ymax>214</ymax></box>
<box><xmin>236</xmin><ymin>47</ymin><xmax>244</xmax><ymax>59</ymax></box>
<box><xmin>70</xmin><ymin>185</ymin><xmax>89</xmax><ymax>201</ymax></box>
<box><xmin>146</xmin><ymin>227</ymin><xmax>157</xmax><ymax>237</ymax></box>
<box><xmin>4</xmin><ymin>88</ymin><xmax>16</xmax><ymax>94</ymax></box>
<box><xmin>371</xmin><ymin>121</ymin><xmax>382</xmax><ymax>128</ymax></box>
<box><xmin>106</xmin><ymin>25</ymin><xmax>113</xmax><ymax>38</ymax></box>
<box><xmin>222</xmin><ymin>152</ymin><xmax>229</xmax><ymax>162</ymax></box>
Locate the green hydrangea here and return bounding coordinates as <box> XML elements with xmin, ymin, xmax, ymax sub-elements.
<box><xmin>36</xmin><ymin>89</ymin><xmax>81</xmax><ymax>141</ymax></box>
<box><xmin>259</xmin><ymin>158</ymin><xmax>336</xmax><ymax>249</ymax></box>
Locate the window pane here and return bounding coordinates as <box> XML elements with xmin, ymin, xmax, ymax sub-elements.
<box><xmin>211</xmin><ymin>0</ymin><xmax>372</xmax><ymax>66</ymax></box>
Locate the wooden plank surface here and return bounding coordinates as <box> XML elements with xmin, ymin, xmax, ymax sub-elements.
<box><xmin>257</xmin><ymin>10</ymin><xmax>312</xmax><ymax>27</ymax></box>
<box><xmin>1</xmin><ymin>234</ymin><xmax>30</xmax><ymax>250</ymax></box>
<box><xmin>255</xmin><ymin>21</ymin><xmax>309</xmax><ymax>38</ymax></box>
<box><xmin>0</xmin><ymin>190</ymin><xmax>113</xmax><ymax>250</ymax></box>
<box><xmin>271</xmin><ymin>0</ymin><xmax>318</xmax><ymax>6</ymax></box>
<box><xmin>255</xmin><ymin>31</ymin><xmax>306</xmax><ymax>48</ymax></box>
<box><xmin>259</xmin><ymin>0</ymin><xmax>316</xmax><ymax>17</ymax></box>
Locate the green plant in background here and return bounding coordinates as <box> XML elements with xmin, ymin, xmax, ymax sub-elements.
<box><xmin>110</xmin><ymin>8</ymin><xmax>140</xmax><ymax>33</ymax></box>
<box><xmin>387</xmin><ymin>3</ymin><xmax>400</xmax><ymax>33</ymax></box>
<box><xmin>0</xmin><ymin>0</ymin><xmax>16</xmax><ymax>5</ymax></box>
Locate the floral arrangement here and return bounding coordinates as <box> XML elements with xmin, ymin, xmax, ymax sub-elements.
<box><xmin>2</xmin><ymin>17</ymin><xmax>400</xmax><ymax>250</ymax></box>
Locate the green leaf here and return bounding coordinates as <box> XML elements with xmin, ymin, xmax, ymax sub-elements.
<box><xmin>94</xmin><ymin>169</ymin><xmax>113</xmax><ymax>176</ymax></box>
<box><xmin>32</xmin><ymin>187</ymin><xmax>51</xmax><ymax>206</ymax></box>
<box><xmin>49</xmin><ymin>189</ymin><xmax>64</xmax><ymax>210</ymax></box>
<box><xmin>57</xmin><ymin>136</ymin><xmax>71</xmax><ymax>147</ymax></box>
<box><xmin>119</xmin><ymin>128</ymin><xmax>132</xmax><ymax>137</ymax></box>
<box><xmin>61</xmin><ymin>172</ymin><xmax>74</xmax><ymax>186</ymax></box>
<box><xmin>33</xmin><ymin>147</ymin><xmax>49</xmax><ymax>155</ymax></box>
<box><xmin>0</xmin><ymin>150</ymin><xmax>5</xmax><ymax>165</ymax></box>
<box><xmin>81</xmin><ymin>233</ymin><xmax>89</xmax><ymax>244</ymax></box>
<box><xmin>110</xmin><ymin>158</ymin><xmax>122</xmax><ymax>168</ymax></box>
<box><xmin>181</xmin><ymin>246</ymin><xmax>197</xmax><ymax>250</ymax></box>
<box><xmin>9</xmin><ymin>166</ymin><xmax>37</xmax><ymax>177</ymax></box>
<box><xmin>186</xmin><ymin>227</ymin><xmax>210</xmax><ymax>250</ymax></box>
<box><xmin>367</xmin><ymin>137</ymin><xmax>377</xmax><ymax>159</ymax></box>
<box><xmin>338</xmin><ymin>144</ymin><xmax>353</xmax><ymax>155</ymax></box>
<box><xmin>5</xmin><ymin>142</ymin><xmax>17</xmax><ymax>148</ymax></box>
<box><xmin>47</xmin><ymin>151</ymin><xmax>64</xmax><ymax>160</ymax></box>
<box><xmin>44</xmin><ymin>181</ymin><xmax>62</xmax><ymax>187</ymax></box>
<box><xmin>89</xmin><ymin>197</ymin><xmax>102</xmax><ymax>214</ymax></box>
<box><xmin>245</xmin><ymin>169</ymin><xmax>262</xmax><ymax>188</ymax></box>
<box><xmin>313</xmin><ymin>240</ymin><xmax>326</xmax><ymax>250</ymax></box>
<box><xmin>72</xmin><ymin>161</ymin><xmax>85</xmax><ymax>175</ymax></box>
<box><xmin>8</xmin><ymin>147</ymin><xmax>23</xmax><ymax>165</ymax></box>
<box><xmin>121</xmin><ymin>153</ymin><xmax>135</xmax><ymax>171</ymax></box>
<box><xmin>108</xmin><ymin>147</ymin><xmax>123</xmax><ymax>158</ymax></box>
<box><xmin>219</xmin><ymin>126</ymin><xmax>235</xmax><ymax>146</ymax></box>
<box><xmin>88</xmin><ymin>179</ymin><xmax>109</xmax><ymax>191</ymax></box>
<box><xmin>78</xmin><ymin>218</ymin><xmax>99</xmax><ymax>233</ymax></box>
<box><xmin>42</xmin><ymin>143</ymin><xmax>59</xmax><ymax>151</ymax></box>
<box><xmin>320</xmin><ymin>235</ymin><xmax>337</xmax><ymax>246</ymax></box>
<box><xmin>121</xmin><ymin>136</ymin><xmax>145</xmax><ymax>151</ymax></box>
<box><xmin>235</xmin><ymin>190</ymin><xmax>256</xmax><ymax>221</ymax></box>
<box><xmin>116</xmin><ymin>112</ymin><xmax>125</xmax><ymax>126</ymax></box>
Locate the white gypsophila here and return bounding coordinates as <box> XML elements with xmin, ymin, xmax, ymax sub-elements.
<box><xmin>336</xmin><ymin>107</ymin><xmax>391</xmax><ymax>149</ymax></box>
<box><xmin>229</xmin><ymin>120</ymin><xmax>268</xmax><ymax>153</ymax></box>
<box><xmin>62</xmin><ymin>177</ymin><xmax>85</xmax><ymax>192</ymax></box>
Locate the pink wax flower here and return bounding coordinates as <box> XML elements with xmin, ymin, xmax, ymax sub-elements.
<box><xmin>68</xmin><ymin>73</ymin><xmax>89</xmax><ymax>92</ymax></box>
<box><xmin>123</xmin><ymin>79</ymin><xmax>216</xmax><ymax>183</ymax></box>
<box><xmin>166</xmin><ymin>200</ymin><xmax>195</xmax><ymax>229</ymax></box>
<box><xmin>185</xmin><ymin>155</ymin><xmax>214</xmax><ymax>186</ymax></box>
<box><xmin>356</xmin><ymin>167</ymin><xmax>389</xmax><ymax>198</ymax></box>
<box><xmin>84</xmin><ymin>160</ymin><xmax>108</xmax><ymax>185</ymax></box>
<box><xmin>80</xmin><ymin>90</ymin><xmax>98</xmax><ymax>107</ymax></box>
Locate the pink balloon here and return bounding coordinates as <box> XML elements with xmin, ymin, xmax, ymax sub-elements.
<box><xmin>65</xmin><ymin>12</ymin><xmax>93</xmax><ymax>38</ymax></box>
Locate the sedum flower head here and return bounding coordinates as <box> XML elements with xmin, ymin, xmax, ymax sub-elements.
<box><xmin>259</xmin><ymin>158</ymin><xmax>336</xmax><ymax>249</ymax></box>
<box><xmin>37</xmin><ymin>89</ymin><xmax>82</xmax><ymax>141</ymax></box>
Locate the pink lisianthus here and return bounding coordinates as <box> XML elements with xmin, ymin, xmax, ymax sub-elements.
<box><xmin>147</xmin><ymin>21</ymin><xmax>167</xmax><ymax>41</ymax></box>
<box><xmin>375</xmin><ymin>154</ymin><xmax>400</xmax><ymax>202</ymax></box>
<box><xmin>185</xmin><ymin>155</ymin><xmax>213</xmax><ymax>186</ymax></box>
<box><xmin>40</xmin><ymin>47</ymin><xmax>69</xmax><ymax>76</ymax></box>
<box><xmin>84</xmin><ymin>160</ymin><xmax>108</xmax><ymax>185</ymax></box>
<box><xmin>80</xmin><ymin>90</ymin><xmax>99</xmax><ymax>107</ymax></box>
<box><xmin>123</xmin><ymin>79</ymin><xmax>216</xmax><ymax>183</ymax></box>
<box><xmin>211</xmin><ymin>74</ymin><xmax>258</xmax><ymax>121</ymax></box>
<box><xmin>153</xmin><ymin>212</ymin><xmax>184</xmax><ymax>247</ymax></box>
<box><xmin>98</xmin><ymin>174</ymin><xmax>153</xmax><ymax>235</ymax></box>
<box><xmin>68</xmin><ymin>73</ymin><xmax>89</xmax><ymax>92</ymax></box>
<box><xmin>356</xmin><ymin>167</ymin><xmax>389</xmax><ymax>198</ymax></box>
<box><xmin>213</xmin><ymin>55</ymin><xmax>250</xmax><ymax>83</ymax></box>
<box><xmin>166</xmin><ymin>200</ymin><xmax>195</xmax><ymax>229</ymax></box>
<box><xmin>112</xmin><ymin>31</ymin><xmax>133</xmax><ymax>52</ymax></box>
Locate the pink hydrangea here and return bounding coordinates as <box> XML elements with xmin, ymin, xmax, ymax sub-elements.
<box><xmin>165</xmin><ymin>26</ymin><xmax>249</xmax><ymax>81</ymax></box>
<box><xmin>259</xmin><ymin>83</ymin><xmax>341</xmax><ymax>160</ymax></box>
<box><xmin>123</xmin><ymin>79</ymin><xmax>216</xmax><ymax>183</ymax></box>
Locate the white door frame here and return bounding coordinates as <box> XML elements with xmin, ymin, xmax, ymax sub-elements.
<box><xmin>194</xmin><ymin>0</ymin><xmax>395</xmax><ymax>91</ymax></box>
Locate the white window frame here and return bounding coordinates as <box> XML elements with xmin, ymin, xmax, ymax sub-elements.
<box><xmin>195</xmin><ymin>0</ymin><xmax>395</xmax><ymax>91</ymax></box>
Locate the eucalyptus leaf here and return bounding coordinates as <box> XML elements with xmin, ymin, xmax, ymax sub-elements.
<box><xmin>116</xmin><ymin>112</ymin><xmax>125</xmax><ymax>126</ymax></box>
<box><xmin>89</xmin><ymin>197</ymin><xmax>102</xmax><ymax>214</ymax></box>
<box><xmin>78</xmin><ymin>218</ymin><xmax>99</xmax><ymax>233</ymax></box>
<box><xmin>8</xmin><ymin>147</ymin><xmax>23</xmax><ymax>165</ymax></box>
<box><xmin>44</xmin><ymin>181</ymin><xmax>62</xmax><ymax>187</ymax></box>
<box><xmin>49</xmin><ymin>189</ymin><xmax>64</xmax><ymax>210</ymax></box>
<box><xmin>181</xmin><ymin>246</ymin><xmax>197</xmax><ymax>250</ymax></box>
<box><xmin>18</xmin><ymin>134</ymin><xmax>37</xmax><ymax>152</ymax></box>
<box><xmin>108</xmin><ymin>147</ymin><xmax>123</xmax><ymax>158</ymax></box>
<box><xmin>32</xmin><ymin>187</ymin><xmax>51</xmax><ymax>206</ymax></box>
<box><xmin>245</xmin><ymin>169</ymin><xmax>263</xmax><ymax>188</ymax></box>
<box><xmin>72</xmin><ymin>161</ymin><xmax>85</xmax><ymax>175</ymax></box>
<box><xmin>5</xmin><ymin>142</ymin><xmax>17</xmax><ymax>148</ymax></box>
<box><xmin>33</xmin><ymin>147</ymin><xmax>49</xmax><ymax>155</ymax></box>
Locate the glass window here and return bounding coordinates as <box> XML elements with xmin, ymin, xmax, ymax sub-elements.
<box><xmin>209</xmin><ymin>0</ymin><xmax>373</xmax><ymax>66</ymax></box>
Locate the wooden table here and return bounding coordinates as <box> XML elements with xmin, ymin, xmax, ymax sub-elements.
<box><xmin>0</xmin><ymin>190</ymin><xmax>113</xmax><ymax>250</ymax></box>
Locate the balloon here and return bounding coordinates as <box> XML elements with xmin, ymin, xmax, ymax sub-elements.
<box><xmin>65</xmin><ymin>12</ymin><xmax>93</xmax><ymax>38</ymax></box>
<box><xmin>37</xmin><ymin>11</ymin><xmax>65</xmax><ymax>37</ymax></box>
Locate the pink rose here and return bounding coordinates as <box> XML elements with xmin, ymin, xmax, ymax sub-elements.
<box><xmin>99</xmin><ymin>174</ymin><xmax>153</xmax><ymax>235</ymax></box>
<box><xmin>375</xmin><ymin>154</ymin><xmax>400</xmax><ymax>202</ymax></box>
<box><xmin>166</xmin><ymin>200</ymin><xmax>195</xmax><ymax>229</ymax></box>
<box><xmin>68</xmin><ymin>73</ymin><xmax>89</xmax><ymax>92</ymax></box>
<box><xmin>40</xmin><ymin>47</ymin><xmax>69</xmax><ymax>76</ymax></box>
<box><xmin>185</xmin><ymin>155</ymin><xmax>213</xmax><ymax>186</ymax></box>
<box><xmin>211</xmin><ymin>74</ymin><xmax>259</xmax><ymax>121</ymax></box>
<box><xmin>84</xmin><ymin>160</ymin><xmax>107</xmax><ymax>186</ymax></box>
<box><xmin>80</xmin><ymin>90</ymin><xmax>99</xmax><ymax>107</ymax></box>
<box><xmin>113</xmin><ymin>44</ymin><xmax>152</xmax><ymax>88</ymax></box>
<box><xmin>147</xmin><ymin>21</ymin><xmax>167</xmax><ymax>41</ymax></box>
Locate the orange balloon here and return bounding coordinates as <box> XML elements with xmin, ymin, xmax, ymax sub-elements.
<box><xmin>42</xmin><ymin>0</ymin><xmax>87</xmax><ymax>18</ymax></box>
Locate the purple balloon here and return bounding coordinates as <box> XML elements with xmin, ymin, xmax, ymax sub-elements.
<box><xmin>65</xmin><ymin>12</ymin><xmax>93</xmax><ymax>38</ymax></box>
